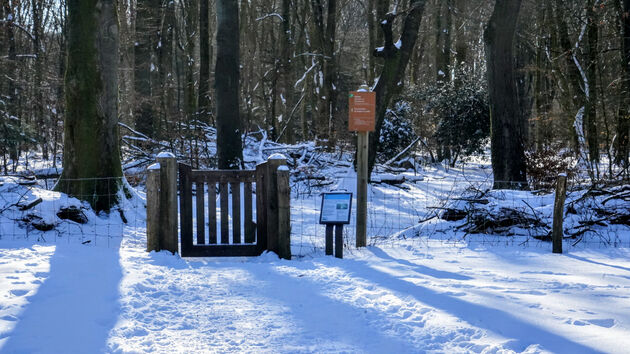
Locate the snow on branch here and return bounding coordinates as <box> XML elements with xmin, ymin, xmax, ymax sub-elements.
<box><xmin>256</xmin><ymin>13</ymin><xmax>284</xmax><ymax>22</ymax></box>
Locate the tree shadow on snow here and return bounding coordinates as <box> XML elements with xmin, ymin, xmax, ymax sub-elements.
<box><xmin>565</xmin><ymin>254</ymin><xmax>630</xmax><ymax>273</ymax></box>
<box><xmin>369</xmin><ymin>247</ymin><xmax>473</xmax><ymax>280</ymax></box>
<box><xmin>243</xmin><ymin>261</ymin><xmax>422</xmax><ymax>353</ymax></box>
<box><xmin>1</xmin><ymin>243</ymin><xmax>122</xmax><ymax>353</ymax></box>
<box><xmin>339</xmin><ymin>254</ymin><xmax>603</xmax><ymax>354</ymax></box>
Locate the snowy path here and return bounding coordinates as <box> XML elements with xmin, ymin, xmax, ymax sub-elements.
<box><xmin>1</xmin><ymin>239</ymin><xmax>629</xmax><ymax>353</ymax></box>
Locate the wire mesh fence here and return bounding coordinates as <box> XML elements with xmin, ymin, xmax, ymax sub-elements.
<box><xmin>290</xmin><ymin>175</ymin><xmax>630</xmax><ymax>256</ymax></box>
<box><xmin>1</xmin><ymin>171</ymin><xmax>628</xmax><ymax>256</ymax></box>
<box><xmin>0</xmin><ymin>176</ymin><xmax>145</xmax><ymax>248</ymax></box>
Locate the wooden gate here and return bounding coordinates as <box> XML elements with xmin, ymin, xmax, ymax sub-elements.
<box><xmin>146</xmin><ymin>154</ymin><xmax>291</xmax><ymax>259</ymax></box>
<box><xmin>179</xmin><ymin>164</ymin><xmax>263</xmax><ymax>257</ymax></box>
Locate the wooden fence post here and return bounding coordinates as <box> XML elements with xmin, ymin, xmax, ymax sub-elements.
<box><xmin>157</xmin><ymin>152</ymin><xmax>178</xmax><ymax>254</ymax></box>
<box><xmin>356</xmin><ymin>131</ymin><xmax>368</xmax><ymax>247</ymax></box>
<box><xmin>255</xmin><ymin>162</ymin><xmax>268</xmax><ymax>251</ymax></box>
<box><xmin>552</xmin><ymin>173</ymin><xmax>568</xmax><ymax>254</ymax></box>
<box><xmin>277</xmin><ymin>165</ymin><xmax>291</xmax><ymax>260</ymax></box>
<box><xmin>265</xmin><ymin>154</ymin><xmax>287</xmax><ymax>255</ymax></box>
<box><xmin>146</xmin><ymin>163</ymin><xmax>160</xmax><ymax>252</ymax></box>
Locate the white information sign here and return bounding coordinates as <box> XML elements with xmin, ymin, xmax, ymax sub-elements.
<box><xmin>319</xmin><ymin>192</ymin><xmax>352</xmax><ymax>224</ymax></box>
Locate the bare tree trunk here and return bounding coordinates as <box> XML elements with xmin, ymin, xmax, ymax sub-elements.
<box><xmin>367</xmin><ymin>0</ymin><xmax>376</xmax><ymax>85</ymax></box>
<box><xmin>435</xmin><ymin>0</ymin><xmax>452</xmax><ymax>83</ymax></box>
<box><xmin>585</xmin><ymin>0</ymin><xmax>600</xmax><ymax>164</ymax></box>
<box><xmin>134</xmin><ymin>0</ymin><xmax>160</xmax><ymax>137</ymax></box>
<box><xmin>453</xmin><ymin>0</ymin><xmax>468</xmax><ymax>86</ymax></box>
<box><xmin>199</xmin><ymin>0</ymin><xmax>212</xmax><ymax>125</ymax></box>
<box><xmin>31</xmin><ymin>0</ymin><xmax>48</xmax><ymax>159</ymax></box>
<box><xmin>216</xmin><ymin>0</ymin><xmax>243</xmax><ymax>169</ymax></box>
<box><xmin>367</xmin><ymin>0</ymin><xmax>427</xmax><ymax>176</ymax></box>
<box><xmin>57</xmin><ymin>0</ymin><xmax>123</xmax><ymax>212</ymax></box>
<box><xmin>615</xmin><ymin>0</ymin><xmax>630</xmax><ymax>168</ymax></box>
<box><xmin>158</xmin><ymin>0</ymin><xmax>176</xmax><ymax>141</ymax></box>
<box><xmin>2</xmin><ymin>1</ymin><xmax>18</xmax><ymax>165</ymax></box>
<box><xmin>554</xmin><ymin>0</ymin><xmax>584</xmax><ymax>152</ymax></box>
<box><xmin>183</xmin><ymin>0</ymin><xmax>198</xmax><ymax>124</ymax></box>
<box><xmin>310</xmin><ymin>0</ymin><xmax>337</xmax><ymax>144</ymax></box>
<box><xmin>484</xmin><ymin>0</ymin><xmax>528</xmax><ymax>189</ymax></box>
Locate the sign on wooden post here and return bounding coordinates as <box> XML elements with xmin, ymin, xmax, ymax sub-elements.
<box><xmin>349</xmin><ymin>91</ymin><xmax>376</xmax><ymax>132</ymax></box>
<box><xmin>349</xmin><ymin>87</ymin><xmax>375</xmax><ymax>248</ymax></box>
<box><xmin>320</xmin><ymin>192</ymin><xmax>352</xmax><ymax>258</ymax></box>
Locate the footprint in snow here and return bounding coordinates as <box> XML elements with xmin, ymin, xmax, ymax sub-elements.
<box><xmin>587</xmin><ymin>318</ymin><xmax>615</xmax><ymax>328</ymax></box>
<box><xmin>9</xmin><ymin>289</ymin><xmax>28</xmax><ymax>297</ymax></box>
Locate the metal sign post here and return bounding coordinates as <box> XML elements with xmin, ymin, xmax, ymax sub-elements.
<box><xmin>349</xmin><ymin>86</ymin><xmax>375</xmax><ymax>248</ymax></box>
<box><xmin>319</xmin><ymin>192</ymin><xmax>352</xmax><ymax>258</ymax></box>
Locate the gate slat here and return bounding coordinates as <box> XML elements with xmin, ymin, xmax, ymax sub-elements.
<box><xmin>196</xmin><ymin>181</ymin><xmax>205</xmax><ymax>244</ymax></box>
<box><xmin>208</xmin><ymin>181</ymin><xmax>217</xmax><ymax>244</ymax></box>
<box><xmin>179</xmin><ymin>164</ymin><xmax>194</xmax><ymax>254</ymax></box>
<box><xmin>220</xmin><ymin>181</ymin><xmax>229</xmax><ymax>244</ymax></box>
<box><xmin>231</xmin><ymin>182</ymin><xmax>241</xmax><ymax>244</ymax></box>
<box><xmin>244</xmin><ymin>182</ymin><xmax>254</xmax><ymax>243</ymax></box>
<box><xmin>255</xmin><ymin>163</ymin><xmax>268</xmax><ymax>252</ymax></box>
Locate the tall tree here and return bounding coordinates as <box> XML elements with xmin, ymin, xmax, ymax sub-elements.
<box><xmin>134</xmin><ymin>0</ymin><xmax>160</xmax><ymax>137</ymax></box>
<box><xmin>199</xmin><ymin>0</ymin><xmax>212</xmax><ymax>124</ymax></box>
<box><xmin>435</xmin><ymin>0</ymin><xmax>452</xmax><ymax>83</ymax></box>
<box><xmin>57</xmin><ymin>0</ymin><xmax>123</xmax><ymax>211</ymax></box>
<box><xmin>484</xmin><ymin>0</ymin><xmax>528</xmax><ymax>189</ymax></box>
<box><xmin>311</xmin><ymin>0</ymin><xmax>337</xmax><ymax>143</ymax></box>
<box><xmin>585</xmin><ymin>0</ymin><xmax>600</xmax><ymax>164</ymax></box>
<box><xmin>367</xmin><ymin>0</ymin><xmax>427</xmax><ymax>175</ymax></box>
<box><xmin>615</xmin><ymin>0</ymin><xmax>630</xmax><ymax>167</ymax></box>
<box><xmin>215</xmin><ymin>0</ymin><xmax>243</xmax><ymax>169</ymax></box>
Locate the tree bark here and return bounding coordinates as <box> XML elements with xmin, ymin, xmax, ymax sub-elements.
<box><xmin>31</xmin><ymin>0</ymin><xmax>47</xmax><ymax>159</ymax></box>
<box><xmin>215</xmin><ymin>0</ymin><xmax>243</xmax><ymax>169</ymax></box>
<box><xmin>484</xmin><ymin>0</ymin><xmax>528</xmax><ymax>190</ymax></box>
<box><xmin>553</xmin><ymin>0</ymin><xmax>584</xmax><ymax>152</ymax></box>
<box><xmin>367</xmin><ymin>0</ymin><xmax>427</xmax><ymax>176</ymax></box>
<box><xmin>184</xmin><ymin>0</ymin><xmax>198</xmax><ymax>124</ymax></box>
<box><xmin>310</xmin><ymin>0</ymin><xmax>337</xmax><ymax>143</ymax></box>
<box><xmin>2</xmin><ymin>0</ymin><xmax>18</xmax><ymax>166</ymax></box>
<box><xmin>158</xmin><ymin>0</ymin><xmax>176</xmax><ymax>139</ymax></box>
<box><xmin>585</xmin><ymin>0</ymin><xmax>599</xmax><ymax>164</ymax></box>
<box><xmin>134</xmin><ymin>0</ymin><xmax>160</xmax><ymax>137</ymax></box>
<box><xmin>199</xmin><ymin>0</ymin><xmax>212</xmax><ymax>125</ymax></box>
<box><xmin>615</xmin><ymin>0</ymin><xmax>630</xmax><ymax>167</ymax></box>
<box><xmin>57</xmin><ymin>0</ymin><xmax>123</xmax><ymax>212</ymax></box>
<box><xmin>435</xmin><ymin>0</ymin><xmax>452</xmax><ymax>83</ymax></box>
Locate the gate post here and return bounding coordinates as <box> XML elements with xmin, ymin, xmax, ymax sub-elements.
<box><xmin>265</xmin><ymin>154</ymin><xmax>287</xmax><ymax>257</ymax></box>
<box><xmin>157</xmin><ymin>152</ymin><xmax>178</xmax><ymax>254</ymax></box>
<box><xmin>277</xmin><ymin>165</ymin><xmax>291</xmax><ymax>260</ymax></box>
<box><xmin>146</xmin><ymin>163</ymin><xmax>161</xmax><ymax>252</ymax></box>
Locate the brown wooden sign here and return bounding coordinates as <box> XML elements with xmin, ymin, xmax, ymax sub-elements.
<box><xmin>349</xmin><ymin>91</ymin><xmax>376</xmax><ymax>132</ymax></box>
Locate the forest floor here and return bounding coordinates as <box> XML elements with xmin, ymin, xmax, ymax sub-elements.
<box><xmin>1</xmin><ymin>140</ymin><xmax>630</xmax><ymax>352</ymax></box>
<box><xmin>1</xmin><ymin>235</ymin><xmax>629</xmax><ymax>353</ymax></box>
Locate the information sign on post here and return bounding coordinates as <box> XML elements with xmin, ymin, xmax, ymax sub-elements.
<box><xmin>319</xmin><ymin>192</ymin><xmax>352</xmax><ymax>225</ymax></box>
<box><xmin>319</xmin><ymin>192</ymin><xmax>352</xmax><ymax>259</ymax></box>
<box><xmin>349</xmin><ymin>87</ymin><xmax>374</xmax><ymax>249</ymax></box>
<box><xmin>349</xmin><ymin>91</ymin><xmax>376</xmax><ymax>132</ymax></box>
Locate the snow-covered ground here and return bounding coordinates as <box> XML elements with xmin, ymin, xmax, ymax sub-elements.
<box><xmin>1</xmin><ymin>146</ymin><xmax>630</xmax><ymax>353</ymax></box>
<box><xmin>1</xmin><ymin>237</ymin><xmax>629</xmax><ymax>353</ymax></box>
